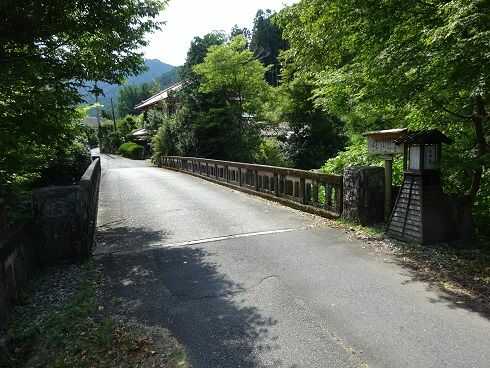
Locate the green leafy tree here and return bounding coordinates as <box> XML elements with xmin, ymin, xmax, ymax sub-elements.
<box><xmin>194</xmin><ymin>36</ymin><xmax>271</xmax><ymax>120</ymax></box>
<box><xmin>117</xmin><ymin>82</ymin><xmax>160</xmax><ymax>117</ymax></box>
<box><xmin>277</xmin><ymin>0</ymin><xmax>489</xmax><ymax>213</ymax></box>
<box><xmin>0</xmin><ymin>0</ymin><xmax>166</xmax><ymax>191</ymax></box>
<box><xmin>275</xmin><ymin>73</ymin><xmax>347</xmax><ymax>169</ymax></box>
<box><xmin>230</xmin><ymin>25</ymin><xmax>252</xmax><ymax>45</ymax></box>
<box><xmin>180</xmin><ymin>32</ymin><xmax>227</xmax><ymax>81</ymax></box>
<box><xmin>192</xmin><ymin>35</ymin><xmax>271</xmax><ymax>161</ymax></box>
<box><xmin>250</xmin><ymin>9</ymin><xmax>287</xmax><ymax>86</ymax></box>
<box><xmin>255</xmin><ymin>139</ymin><xmax>289</xmax><ymax>167</ymax></box>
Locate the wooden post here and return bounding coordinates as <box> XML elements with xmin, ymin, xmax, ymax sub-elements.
<box><xmin>384</xmin><ymin>156</ymin><xmax>393</xmax><ymax>221</ymax></box>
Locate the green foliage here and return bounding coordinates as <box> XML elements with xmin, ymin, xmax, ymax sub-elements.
<box><xmin>277</xmin><ymin>0</ymin><xmax>489</xmax><ymax>234</ymax></box>
<box><xmin>0</xmin><ymin>0</ymin><xmax>166</xmax><ymax>193</ymax></box>
<box><xmin>230</xmin><ymin>25</ymin><xmax>252</xmax><ymax>44</ymax></box>
<box><xmin>117</xmin><ymin>82</ymin><xmax>159</xmax><ymax>117</ymax></box>
<box><xmin>152</xmin><ymin>116</ymin><xmax>179</xmax><ymax>163</ymax></box>
<box><xmin>153</xmin><ymin>32</ymin><xmax>267</xmax><ymax>163</ymax></box>
<box><xmin>274</xmin><ymin>75</ymin><xmax>347</xmax><ymax>169</ymax></box>
<box><xmin>96</xmin><ymin>115</ymin><xmax>142</xmax><ymax>154</ymax></box>
<box><xmin>321</xmin><ymin>137</ymin><xmax>404</xmax><ymax>186</ymax></box>
<box><xmin>255</xmin><ymin>139</ymin><xmax>289</xmax><ymax>167</ymax></box>
<box><xmin>250</xmin><ymin>9</ymin><xmax>287</xmax><ymax>86</ymax></box>
<box><xmin>119</xmin><ymin>142</ymin><xmax>144</xmax><ymax>160</ymax></box>
<box><xmin>194</xmin><ymin>35</ymin><xmax>271</xmax><ymax>117</ymax></box>
<box><xmin>180</xmin><ymin>32</ymin><xmax>227</xmax><ymax>80</ymax></box>
<box><xmin>144</xmin><ymin>109</ymin><xmax>168</xmax><ymax>132</ymax></box>
<box><xmin>117</xmin><ymin>115</ymin><xmax>141</xmax><ymax>138</ymax></box>
<box><xmin>36</xmin><ymin>137</ymin><xmax>92</xmax><ymax>187</ymax></box>
<box><xmin>159</xmin><ymin>67</ymin><xmax>181</xmax><ymax>89</ymax></box>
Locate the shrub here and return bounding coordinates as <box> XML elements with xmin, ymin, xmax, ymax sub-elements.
<box><xmin>36</xmin><ymin>138</ymin><xmax>92</xmax><ymax>186</ymax></box>
<box><xmin>255</xmin><ymin>139</ymin><xmax>289</xmax><ymax>167</ymax></box>
<box><xmin>321</xmin><ymin>136</ymin><xmax>404</xmax><ymax>185</ymax></box>
<box><xmin>151</xmin><ymin>116</ymin><xmax>178</xmax><ymax>163</ymax></box>
<box><xmin>119</xmin><ymin>142</ymin><xmax>144</xmax><ymax>160</ymax></box>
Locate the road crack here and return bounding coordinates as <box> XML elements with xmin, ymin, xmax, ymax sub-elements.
<box><xmin>173</xmin><ymin>275</ymin><xmax>280</xmax><ymax>301</ymax></box>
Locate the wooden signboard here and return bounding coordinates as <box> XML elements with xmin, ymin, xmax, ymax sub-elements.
<box><xmin>364</xmin><ymin>128</ymin><xmax>407</xmax><ymax>155</ymax></box>
<box><xmin>363</xmin><ymin>128</ymin><xmax>408</xmax><ymax>220</ymax></box>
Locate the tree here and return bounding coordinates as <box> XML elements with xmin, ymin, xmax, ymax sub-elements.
<box><xmin>117</xmin><ymin>82</ymin><xmax>159</xmax><ymax>117</ymax></box>
<box><xmin>277</xmin><ymin>75</ymin><xmax>347</xmax><ymax>169</ymax></box>
<box><xmin>167</xmin><ymin>32</ymin><xmax>228</xmax><ymax>157</ymax></box>
<box><xmin>278</xmin><ymin>0</ymin><xmax>489</xmax><ymax>205</ymax></box>
<box><xmin>250</xmin><ymin>9</ymin><xmax>287</xmax><ymax>86</ymax></box>
<box><xmin>230</xmin><ymin>25</ymin><xmax>252</xmax><ymax>45</ymax></box>
<box><xmin>180</xmin><ymin>32</ymin><xmax>227</xmax><ymax>80</ymax></box>
<box><xmin>192</xmin><ymin>36</ymin><xmax>271</xmax><ymax>161</ymax></box>
<box><xmin>194</xmin><ymin>35</ymin><xmax>270</xmax><ymax>118</ymax></box>
<box><xmin>0</xmin><ymin>0</ymin><xmax>166</xmax><ymax>190</ymax></box>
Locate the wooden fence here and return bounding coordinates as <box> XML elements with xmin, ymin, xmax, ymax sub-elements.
<box><xmin>160</xmin><ymin>156</ymin><xmax>343</xmax><ymax>218</ymax></box>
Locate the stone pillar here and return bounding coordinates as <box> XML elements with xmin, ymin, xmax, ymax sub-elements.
<box><xmin>342</xmin><ymin>166</ymin><xmax>384</xmax><ymax>226</ymax></box>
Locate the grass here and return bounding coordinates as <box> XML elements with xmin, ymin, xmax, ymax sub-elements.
<box><xmin>2</xmin><ymin>261</ymin><xmax>189</xmax><ymax>368</ymax></box>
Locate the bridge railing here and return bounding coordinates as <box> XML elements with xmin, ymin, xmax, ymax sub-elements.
<box><xmin>160</xmin><ymin>156</ymin><xmax>343</xmax><ymax>218</ymax></box>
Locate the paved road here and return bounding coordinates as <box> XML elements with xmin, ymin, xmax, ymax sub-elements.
<box><xmin>95</xmin><ymin>155</ymin><xmax>490</xmax><ymax>368</ymax></box>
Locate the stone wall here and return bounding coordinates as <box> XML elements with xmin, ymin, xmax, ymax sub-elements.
<box><xmin>342</xmin><ymin>166</ymin><xmax>385</xmax><ymax>226</ymax></box>
<box><xmin>1</xmin><ymin>159</ymin><xmax>101</xmax><ymax>329</ymax></box>
<box><xmin>0</xmin><ymin>223</ymin><xmax>37</xmax><ymax>329</ymax></box>
<box><xmin>32</xmin><ymin>158</ymin><xmax>101</xmax><ymax>264</ymax></box>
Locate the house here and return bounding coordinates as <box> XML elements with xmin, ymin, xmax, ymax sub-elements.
<box><xmin>134</xmin><ymin>81</ymin><xmax>185</xmax><ymax>114</ymax></box>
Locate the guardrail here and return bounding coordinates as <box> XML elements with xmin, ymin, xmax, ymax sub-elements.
<box><xmin>160</xmin><ymin>156</ymin><xmax>343</xmax><ymax>218</ymax></box>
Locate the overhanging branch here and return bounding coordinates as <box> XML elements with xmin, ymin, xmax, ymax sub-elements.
<box><xmin>432</xmin><ymin>98</ymin><xmax>472</xmax><ymax>120</ymax></box>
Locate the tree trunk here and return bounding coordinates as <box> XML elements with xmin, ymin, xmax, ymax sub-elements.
<box><xmin>466</xmin><ymin>95</ymin><xmax>488</xmax><ymax>200</ymax></box>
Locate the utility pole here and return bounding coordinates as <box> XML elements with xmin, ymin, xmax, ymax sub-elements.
<box><xmin>90</xmin><ymin>82</ymin><xmax>104</xmax><ymax>149</ymax></box>
<box><xmin>111</xmin><ymin>97</ymin><xmax>117</xmax><ymax>133</ymax></box>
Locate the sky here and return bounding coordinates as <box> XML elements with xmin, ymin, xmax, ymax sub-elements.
<box><xmin>142</xmin><ymin>0</ymin><xmax>298</xmax><ymax>66</ymax></box>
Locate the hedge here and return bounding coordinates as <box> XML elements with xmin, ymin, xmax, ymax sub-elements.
<box><xmin>118</xmin><ymin>142</ymin><xmax>144</xmax><ymax>160</ymax></box>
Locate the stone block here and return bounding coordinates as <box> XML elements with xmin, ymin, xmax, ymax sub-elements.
<box><xmin>342</xmin><ymin>166</ymin><xmax>385</xmax><ymax>226</ymax></box>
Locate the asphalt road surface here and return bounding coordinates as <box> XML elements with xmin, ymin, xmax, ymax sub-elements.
<box><xmin>95</xmin><ymin>154</ymin><xmax>490</xmax><ymax>368</ymax></box>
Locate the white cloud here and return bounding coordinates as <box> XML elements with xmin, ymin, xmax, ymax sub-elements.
<box><xmin>142</xmin><ymin>0</ymin><xmax>298</xmax><ymax>66</ymax></box>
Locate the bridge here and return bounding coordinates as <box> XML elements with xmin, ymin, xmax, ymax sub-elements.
<box><xmin>96</xmin><ymin>154</ymin><xmax>490</xmax><ymax>368</ymax></box>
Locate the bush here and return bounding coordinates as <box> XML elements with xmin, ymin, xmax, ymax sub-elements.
<box><xmin>255</xmin><ymin>139</ymin><xmax>289</xmax><ymax>167</ymax></box>
<box><xmin>119</xmin><ymin>142</ymin><xmax>144</xmax><ymax>160</ymax></box>
<box><xmin>321</xmin><ymin>136</ymin><xmax>404</xmax><ymax>185</ymax></box>
<box><xmin>36</xmin><ymin>138</ymin><xmax>92</xmax><ymax>186</ymax></box>
<box><xmin>151</xmin><ymin>116</ymin><xmax>178</xmax><ymax>163</ymax></box>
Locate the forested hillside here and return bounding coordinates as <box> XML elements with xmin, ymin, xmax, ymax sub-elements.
<box><xmin>79</xmin><ymin>59</ymin><xmax>175</xmax><ymax>115</ymax></box>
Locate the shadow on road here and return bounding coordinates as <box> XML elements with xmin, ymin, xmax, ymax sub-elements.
<box><xmin>96</xmin><ymin>225</ymin><xmax>171</xmax><ymax>254</ymax></box>
<box><xmin>390</xmin><ymin>246</ymin><xmax>490</xmax><ymax>321</ymax></box>
<box><xmin>96</xmin><ymin>226</ymin><xmax>284</xmax><ymax>367</ymax></box>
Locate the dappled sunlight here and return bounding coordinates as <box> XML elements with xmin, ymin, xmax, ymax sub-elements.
<box><xmin>98</xmin><ymin>244</ymin><xmax>287</xmax><ymax>367</ymax></box>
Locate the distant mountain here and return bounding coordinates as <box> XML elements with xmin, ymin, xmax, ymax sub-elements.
<box><xmin>127</xmin><ymin>59</ymin><xmax>174</xmax><ymax>85</ymax></box>
<box><xmin>80</xmin><ymin>59</ymin><xmax>175</xmax><ymax>112</ymax></box>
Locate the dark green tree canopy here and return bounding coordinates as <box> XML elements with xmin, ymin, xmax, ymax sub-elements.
<box><xmin>250</xmin><ymin>9</ymin><xmax>287</xmax><ymax>86</ymax></box>
<box><xmin>0</xmin><ymin>0</ymin><xmax>166</xmax><ymax>190</ymax></box>
<box><xmin>117</xmin><ymin>82</ymin><xmax>160</xmax><ymax>117</ymax></box>
<box><xmin>277</xmin><ymin>0</ymin><xmax>489</xmax><ymax>200</ymax></box>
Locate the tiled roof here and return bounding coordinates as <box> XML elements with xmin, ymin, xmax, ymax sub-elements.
<box><xmin>134</xmin><ymin>81</ymin><xmax>185</xmax><ymax>110</ymax></box>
